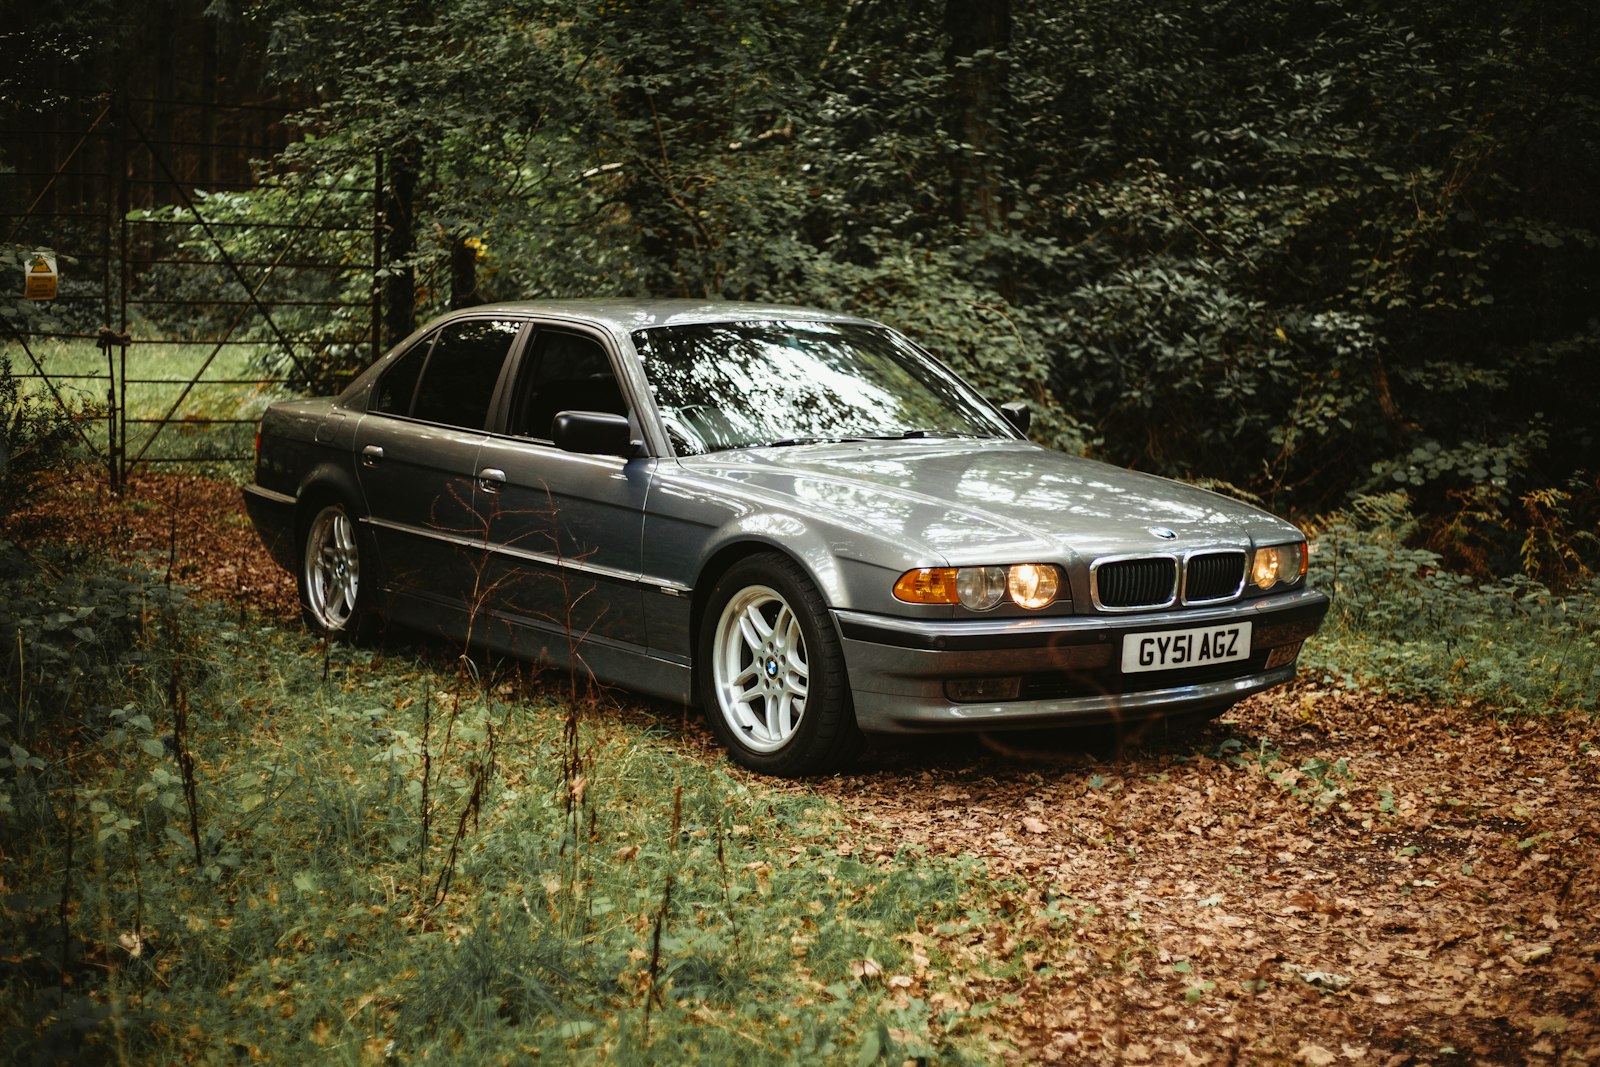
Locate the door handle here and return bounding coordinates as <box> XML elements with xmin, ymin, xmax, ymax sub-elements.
<box><xmin>360</xmin><ymin>444</ymin><xmax>384</xmax><ymax>466</ymax></box>
<box><xmin>477</xmin><ymin>467</ymin><xmax>506</xmax><ymax>493</ymax></box>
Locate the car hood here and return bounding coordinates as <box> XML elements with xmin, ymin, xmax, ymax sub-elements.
<box><xmin>683</xmin><ymin>439</ymin><xmax>1297</xmax><ymax>564</ymax></box>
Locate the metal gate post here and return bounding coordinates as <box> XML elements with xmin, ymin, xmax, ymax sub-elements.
<box><xmin>114</xmin><ymin>101</ymin><xmax>131</xmax><ymax>491</ymax></box>
<box><xmin>96</xmin><ymin>327</ymin><xmax>131</xmax><ymax>491</ymax></box>
<box><xmin>373</xmin><ymin>150</ymin><xmax>384</xmax><ymax>363</ymax></box>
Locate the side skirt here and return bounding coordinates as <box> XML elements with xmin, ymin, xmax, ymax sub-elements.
<box><xmin>384</xmin><ymin>589</ymin><xmax>693</xmax><ymax>705</ymax></box>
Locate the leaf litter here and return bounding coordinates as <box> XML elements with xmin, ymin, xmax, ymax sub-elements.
<box><xmin>796</xmin><ymin>690</ymin><xmax>1600</xmax><ymax>1064</ymax></box>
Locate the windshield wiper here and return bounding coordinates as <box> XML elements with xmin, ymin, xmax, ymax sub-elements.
<box><xmin>758</xmin><ymin>435</ymin><xmax>862</xmax><ymax>448</ymax></box>
<box><xmin>866</xmin><ymin>429</ymin><xmax>987</xmax><ymax>440</ymax></box>
<box><xmin>753</xmin><ymin>430</ymin><xmax>984</xmax><ymax>448</ymax></box>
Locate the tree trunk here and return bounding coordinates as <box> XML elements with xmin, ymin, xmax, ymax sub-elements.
<box><xmin>449</xmin><ymin>234</ymin><xmax>479</xmax><ymax>309</ymax></box>
<box><xmin>383</xmin><ymin>148</ymin><xmax>419</xmax><ymax>347</ymax></box>
<box><xmin>943</xmin><ymin>0</ymin><xmax>1011</xmax><ymax>233</ymax></box>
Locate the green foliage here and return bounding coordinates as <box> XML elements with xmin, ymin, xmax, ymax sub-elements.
<box><xmin>992</xmin><ymin>0</ymin><xmax>1598</xmax><ymax>531</ymax></box>
<box><xmin>225</xmin><ymin>0</ymin><xmax>1598</xmax><ymax>575</ymax></box>
<box><xmin>18</xmin><ymin>0</ymin><xmax>1583</xmax><ymax>573</ymax></box>
<box><xmin>0</xmin><ymin>353</ymin><xmax>82</xmax><ymax>515</ymax></box>
<box><xmin>1305</xmin><ymin>493</ymin><xmax>1600</xmax><ymax>714</ymax></box>
<box><xmin>0</xmin><ymin>539</ymin><xmax>181</xmax><ymax>720</ymax></box>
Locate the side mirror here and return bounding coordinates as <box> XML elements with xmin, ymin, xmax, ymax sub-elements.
<box><xmin>1000</xmin><ymin>401</ymin><xmax>1031</xmax><ymax>436</ymax></box>
<box><xmin>551</xmin><ymin>410</ymin><xmax>636</xmax><ymax>457</ymax></box>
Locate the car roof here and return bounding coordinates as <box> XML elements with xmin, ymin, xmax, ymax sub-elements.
<box><xmin>447</xmin><ymin>299</ymin><xmax>879</xmax><ymax>333</ymax></box>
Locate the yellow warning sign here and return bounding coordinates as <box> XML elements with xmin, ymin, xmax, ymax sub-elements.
<box><xmin>25</xmin><ymin>251</ymin><xmax>58</xmax><ymax>301</ymax></box>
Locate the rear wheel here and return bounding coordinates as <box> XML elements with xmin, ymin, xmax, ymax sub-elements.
<box><xmin>699</xmin><ymin>554</ymin><xmax>862</xmax><ymax>776</ymax></box>
<box><xmin>299</xmin><ymin>500</ymin><xmax>377</xmax><ymax>640</ymax></box>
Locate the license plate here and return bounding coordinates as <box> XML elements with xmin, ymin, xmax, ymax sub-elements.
<box><xmin>1121</xmin><ymin>621</ymin><xmax>1252</xmax><ymax>673</ymax></box>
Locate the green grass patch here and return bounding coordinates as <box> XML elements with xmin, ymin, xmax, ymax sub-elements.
<box><xmin>0</xmin><ymin>543</ymin><xmax>1010</xmax><ymax>1064</ymax></box>
<box><xmin>3</xmin><ymin>337</ymin><xmax>284</xmax><ymax>475</ymax></box>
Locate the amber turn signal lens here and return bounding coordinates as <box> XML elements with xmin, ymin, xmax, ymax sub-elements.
<box><xmin>893</xmin><ymin>567</ymin><xmax>960</xmax><ymax>604</ymax></box>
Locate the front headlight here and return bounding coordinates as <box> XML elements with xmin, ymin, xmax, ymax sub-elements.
<box><xmin>955</xmin><ymin>566</ymin><xmax>1008</xmax><ymax>610</ymax></box>
<box><xmin>1250</xmin><ymin>542</ymin><xmax>1307</xmax><ymax>591</ymax></box>
<box><xmin>1007</xmin><ymin>562</ymin><xmax>1060</xmax><ymax>609</ymax></box>
<box><xmin>894</xmin><ymin>564</ymin><xmax>1064</xmax><ymax>610</ymax></box>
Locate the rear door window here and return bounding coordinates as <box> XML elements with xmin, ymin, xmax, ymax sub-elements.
<box><xmin>370</xmin><ymin>318</ymin><xmax>523</xmax><ymax>427</ymax></box>
<box><xmin>410</xmin><ymin>318</ymin><xmax>524</xmax><ymax>429</ymax></box>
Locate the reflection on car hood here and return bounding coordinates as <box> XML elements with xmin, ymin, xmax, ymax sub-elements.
<box><xmin>685</xmin><ymin>439</ymin><xmax>1295</xmax><ymax>563</ymax></box>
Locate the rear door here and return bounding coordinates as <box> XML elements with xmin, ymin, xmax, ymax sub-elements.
<box><xmin>353</xmin><ymin>316</ymin><xmax>524</xmax><ymax>630</ymax></box>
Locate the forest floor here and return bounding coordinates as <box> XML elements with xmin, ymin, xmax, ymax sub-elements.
<box><xmin>8</xmin><ymin>469</ymin><xmax>1598</xmax><ymax>1065</ymax></box>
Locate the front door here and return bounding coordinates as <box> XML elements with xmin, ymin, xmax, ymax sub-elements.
<box><xmin>472</xmin><ymin>325</ymin><xmax>650</xmax><ymax>674</ymax></box>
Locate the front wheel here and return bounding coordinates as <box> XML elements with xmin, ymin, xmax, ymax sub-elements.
<box><xmin>298</xmin><ymin>500</ymin><xmax>377</xmax><ymax>640</ymax></box>
<box><xmin>699</xmin><ymin>554</ymin><xmax>862</xmax><ymax>776</ymax></box>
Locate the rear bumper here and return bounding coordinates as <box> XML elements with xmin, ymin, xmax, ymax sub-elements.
<box><xmin>242</xmin><ymin>484</ymin><xmax>298</xmax><ymax>574</ymax></box>
<box><xmin>836</xmin><ymin>588</ymin><xmax>1329</xmax><ymax>734</ymax></box>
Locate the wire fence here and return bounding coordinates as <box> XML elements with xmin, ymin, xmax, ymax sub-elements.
<box><xmin>1</xmin><ymin>95</ymin><xmax>382</xmax><ymax>488</ymax></box>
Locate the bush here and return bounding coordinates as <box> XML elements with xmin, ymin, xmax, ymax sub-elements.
<box><xmin>0</xmin><ymin>353</ymin><xmax>81</xmax><ymax>517</ymax></box>
<box><xmin>1306</xmin><ymin>493</ymin><xmax>1600</xmax><ymax>714</ymax></box>
<box><xmin>0</xmin><ymin>540</ymin><xmax>182</xmax><ymax>744</ymax></box>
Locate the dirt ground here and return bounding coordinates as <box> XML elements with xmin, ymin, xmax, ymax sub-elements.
<box><xmin>8</xmin><ymin>470</ymin><xmax>1598</xmax><ymax>1065</ymax></box>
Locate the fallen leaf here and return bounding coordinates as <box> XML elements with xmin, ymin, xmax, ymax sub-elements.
<box><xmin>850</xmin><ymin>958</ymin><xmax>883</xmax><ymax>981</ymax></box>
<box><xmin>1296</xmin><ymin>1044</ymin><xmax>1337</xmax><ymax>1066</ymax></box>
<box><xmin>1515</xmin><ymin>943</ymin><xmax>1553</xmax><ymax>965</ymax></box>
<box><xmin>1284</xmin><ymin>965</ymin><xmax>1353</xmax><ymax>992</ymax></box>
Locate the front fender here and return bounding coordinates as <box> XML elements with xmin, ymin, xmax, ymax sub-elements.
<box><xmin>640</xmin><ymin>472</ymin><xmax>940</xmax><ymax>667</ymax></box>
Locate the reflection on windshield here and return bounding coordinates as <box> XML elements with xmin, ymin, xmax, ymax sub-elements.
<box><xmin>633</xmin><ymin>320</ymin><xmax>1012</xmax><ymax>455</ymax></box>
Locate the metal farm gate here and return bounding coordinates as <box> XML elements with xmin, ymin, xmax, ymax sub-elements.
<box><xmin>1</xmin><ymin>96</ymin><xmax>382</xmax><ymax>489</ymax></box>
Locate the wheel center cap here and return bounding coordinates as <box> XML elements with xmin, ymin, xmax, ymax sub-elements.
<box><xmin>765</xmin><ymin>659</ymin><xmax>779</xmax><ymax>677</ymax></box>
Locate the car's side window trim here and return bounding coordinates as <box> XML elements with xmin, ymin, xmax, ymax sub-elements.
<box><xmin>485</xmin><ymin>318</ymin><xmax>533</xmax><ymax>432</ymax></box>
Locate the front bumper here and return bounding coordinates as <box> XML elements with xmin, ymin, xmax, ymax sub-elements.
<box><xmin>836</xmin><ymin>587</ymin><xmax>1329</xmax><ymax>734</ymax></box>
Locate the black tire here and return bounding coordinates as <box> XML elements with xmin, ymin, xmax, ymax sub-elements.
<box><xmin>698</xmin><ymin>553</ymin><xmax>862</xmax><ymax>776</ymax></box>
<box><xmin>297</xmin><ymin>499</ymin><xmax>379</xmax><ymax>641</ymax></box>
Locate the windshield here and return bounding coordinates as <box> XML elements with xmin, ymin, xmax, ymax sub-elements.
<box><xmin>633</xmin><ymin>319</ymin><xmax>1015</xmax><ymax>456</ymax></box>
